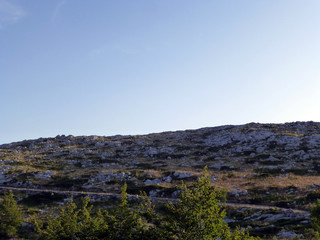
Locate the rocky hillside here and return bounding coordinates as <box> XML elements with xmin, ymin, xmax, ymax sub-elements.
<box><xmin>2</xmin><ymin>121</ymin><xmax>320</xmax><ymax>239</ymax></box>
<box><xmin>2</xmin><ymin>121</ymin><xmax>320</xmax><ymax>175</ymax></box>
<box><xmin>0</xmin><ymin>121</ymin><xmax>320</xmax><ymax>186</ymax></box>
<box><xmin>1</xmin><ymin>121</ymin><xmax>320</xmax><ymax>198</ymax></box>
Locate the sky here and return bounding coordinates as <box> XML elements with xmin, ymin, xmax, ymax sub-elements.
<box><xmin>1</xmin><ymin>0</ymin><xmax>320</xmax><ymax>144</ymax></box>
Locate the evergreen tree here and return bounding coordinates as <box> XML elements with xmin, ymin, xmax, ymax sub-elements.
<box><xmin>33</xmin><ymin>170</ymin><xmax>258</xmax><ymax>240</ymax></box>
<box><xmin>0</xmin><ymin>190</ymin><xmax>22</xmax><ymax>238</ymax></box>
<box><xmin>310</xmin><ymin>199</ymin><xmax>320</xmax><ymax>239</ymax></box>
<box><xmin>136</xmin><ymin>191</ymin><xmax>166</xmax><ymax>239</ymax></box>
<box><xmin>164</xmin><ymin>167</ymin><xmax>257</xmax><ymax>240</ymax></box>
<box><xmin>103</xmin><ymin>182</ymin><xmax>143</xmax><ymax>240</ymax></box>
<box><xmin>76</xmin><ymin>197</ymin><xmax>108</xmax><ymax>239</ymax></box>
<box><xmin>34</xmin><ymin>197</ymin><xmax>107</xmax><ymax>240</ymax></box>
<box><xmin>35</xmin><ymin>199</ymin><xmax>79</xmax><ymax>240</ymax></box>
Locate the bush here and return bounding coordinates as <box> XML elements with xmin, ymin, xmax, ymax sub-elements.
<box><xmin>34</xmin><ymin>197</ymin><xmax>107</xmax><ymax>240</ymax></box>
<box><xmin>163</xmin><ymin>167</ymin><xmax>257</xmax><ymax>240</ymax></box>
<box><xmin>34</xmin><ymin>168</ymin><xmax>258</xmax><ymax>239</ymax></box>
<box><xmin>102</xmin><ymin>182</ymin><xmax>145</xmax><ymax>240</ymax></box>
<box><xmin>0</xmin><ymin>191</ymin><xmax>22</xmax><ymax>238</ymax></box>
<box><xmin>311</xmin><ymin>199</ymin><xmax>320</xmax><ymax>239</ymax></box>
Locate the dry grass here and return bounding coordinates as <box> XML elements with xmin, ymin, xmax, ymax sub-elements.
<box><xmin>211</xmin><ymin>170</ymin><xmax>320</xmax><ymax>191</ymax></box>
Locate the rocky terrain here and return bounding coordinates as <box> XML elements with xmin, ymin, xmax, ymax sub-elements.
<box><xmin>1</xmin><ymin>121</ymin><xmax>320</xmax><ymax>239</ymax></box>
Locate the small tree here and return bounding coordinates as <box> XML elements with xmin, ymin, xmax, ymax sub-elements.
<box><xmin>34</xmin><ymin>199</ymin><xmax>79</xmax><ymax>240</ymax></box>
<box><xmin>34</xmin><ymin>197</ymin><xmax>107</xmax><ymax>240</ymax></box>
<box><xmin>76</xmin><ymin>197</ymin><xmax>108</xmax><ymax>239</ymax></box>
<box><xmin>103</xmin><ymin>182</ymin><xmax>143</xmax><ymax>240</ymax></box>
<box><xmin>136</xmin><ymin>191</ymin><xmax>166</xmax><ymax>239</ymax></box>
<box><xmin>164</xmin><ymin>167</ymin><xmax>257</xmax><ymax>240</ymax></box>
<box><xmin>310</xmin><ymin>199</ymin><xmax>320</xmax><ymax>239</ymax></box>
<box><xmin>0</xmin><ymin>191</ymin><xmax>22</xmax><ymax>238</ymax></box>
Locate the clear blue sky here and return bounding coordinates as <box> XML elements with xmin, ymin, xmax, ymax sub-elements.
<box><xmin>1</xmin><ymin>0</ymin><xmax>320</xmax><ymax>144</ymax></box>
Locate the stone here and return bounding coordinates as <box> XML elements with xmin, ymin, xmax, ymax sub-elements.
<box><xmin>149</xmin><ymin>189</ymin><xmax>160</xmax><ymax>197</ymax></box>
<box><xmin>209</xmin><ymin>163</ymin><xmax>223</xmax><ymax>170</ymax></box>
<box><xmin>230</xmin><ymin>190</ymin><xmax>248</xmax><ymax>197</ymax></box>
<box><xmin>144</xmin><ymin>179</ymin><xmax>161</xmax><ymax>185</ymax></box>
<box><xmin>162</xmin><ymin>175</ymin><xmax>172</xmax><ymax>183</ymax></box>
<box><xmin>210</xmin><ymin>175</ymin><xmax>218</xmax><ymax>181</ymax></box>
<box><xmin>34</xmin><ymin>170</ymin><xmax>54</xmax><ymax>180</ymax></box>
<box><xmin>173</xmin><ymin>171</ymin><xmax>192</xmax><ymax>179</ymax></box>
<box><xmin>277</xmin><ymin>230</ymin><xmax>300</xmax><ymax>239</ymax></box>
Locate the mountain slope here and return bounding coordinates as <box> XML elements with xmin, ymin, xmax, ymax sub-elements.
<box><xmin>2</xmin><ymin>122</ymin><xmax>320</xmax><ymax>238</ymax></box>
<box><xmin>1</xmin><ymin>121</ymin><xmax>320</xmax><ymax>196</ymax></box>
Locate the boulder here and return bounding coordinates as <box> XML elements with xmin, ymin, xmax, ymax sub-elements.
<box><xmin>144</xmin><ymin>179</ymin><xmax>161</xmax><ymax>185</ymax></box>
<box><xmin>277</xmin><ymin>230</ymin><xmax>300</xmax><ymax>239</ymax></box>
<box><xmin>162</xmin><ymin>176</ymin><xmax>172</xmax><ymax>183</ymax></box>
<box><xmin>34</xmin><ymin>170</ymin><xmax>54</xmax><ymax>180</ymax></box>
<box><xmin>173</xmin><ymin>171</ymin><xmax>192</xmax><ymax>179</ymax></box>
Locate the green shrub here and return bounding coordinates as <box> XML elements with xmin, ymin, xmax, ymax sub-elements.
<box><xmin>311</xmin><ymin>199</ymin><xmax>320</xmax><ymax>239</ymax></box>
<box><xmin>34</xmin><ymin>197</ymin><xmax>107</xmax><ymax>240</ymax></box>
<box><xmin>0</xmin><ymin>191</ymin><xmax>22</xmax><ymax>238</ymax></box>
<box><xmin>33</xmin><ymin>168</ymin><xmax>258</xmax><ymax>240</ymax></box>
<box><xmin>163</xmin><ymin>167</ymin><xmax>257</xmax><ymax>240</ymax></box>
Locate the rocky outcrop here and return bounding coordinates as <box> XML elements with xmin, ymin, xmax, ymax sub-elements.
<box><xmin>2</xmin><ymin>122</ymin><xmax>320</xmax><ymax>171</ymax></box>
<box><xmin>1</xmin><ymin>122</ymin><xmax>319</xmax><ymax>239</ymax></box>
<box><xmin>1</xmin><ymin>121</ymin><xmax>320</xmax><ymax>189</ymax></box>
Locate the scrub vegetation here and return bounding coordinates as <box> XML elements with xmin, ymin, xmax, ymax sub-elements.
<box><xmin>2</xmin><ymin>122</ymin><xmax>320</xmax><ymax>238</ymax></box>
<box><xmin>2</xmin><ymin>170</ymin><xmax>258</xmax><ymax>239</ymax></box>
